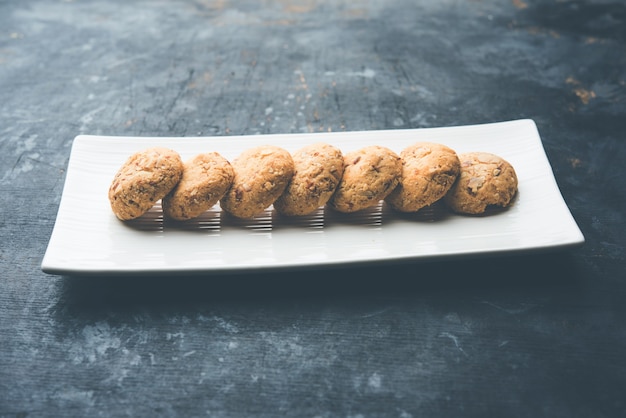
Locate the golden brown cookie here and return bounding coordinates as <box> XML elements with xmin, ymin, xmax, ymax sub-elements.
<box><xmin>274</xmin><ymin>142</ymin><xmax>344</xmax><ymax>216</ymax></box>
<box><xmin>219</xmin><ymin>145</ymin><xmax>295</xmax><ymax>218</ymax></box>
<box><xmin>385</xmin><ymin>142</ymin><xmax>460</xmax><ymax>212</ymax></box>
<box><xmin>108</xmin><ymin>147</ymin><xmax>183</xmax><ymax>221</ymax></box>
<box><xmin>443</xmin><ymin>151</ymin><xmax>518</xmax><ymax>215</ymax></box>
<box><xmin>328</xmin><ymin>145</ymin><xmax>401</xmax><ymax>213</ymax></box>
<box><xmin>162</xmin><ymin>152</ymin><xmax>234</xmax><ymax>221</ymax></box>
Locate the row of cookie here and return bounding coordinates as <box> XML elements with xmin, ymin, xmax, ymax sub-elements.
<box><xmin>108</xmin><ymin>142</ymin><xmax>518</xmax><ymax>221</ymax></box>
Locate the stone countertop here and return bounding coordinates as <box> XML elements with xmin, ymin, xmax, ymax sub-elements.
<box><xmin>1</xmin><ymin>1</ymin><xmax>625</xmax><ymax>416</ymax></box>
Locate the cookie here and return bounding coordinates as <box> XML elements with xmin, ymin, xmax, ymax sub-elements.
<box><xmin>219</xmin><ymin>145</ymin><xmax>295</xmax><ymax>218</ymax></box>
<box><xmin>328</xmin><ymin>145</ymin><xmax>401</xmax><ymax>213</ymax></box>
<box><xmin>162</xmin><ymin>152</ymin><xmax>234</xmax><ymax>221</ymax></box>
<box><xmin>108</xmin><ymin>147</ymin><xmax>183</xmax><ymax>220</ymax></box>
<box><xmin>273</xmin><ymin>142</ymin><xmax>344</xmax><ymax>216</ymax></box>
<box><xmin>443</xmin><ymin>152</ymin><xmax>518</xmax><ymax>215</ymax></box>
<box><xmin>385</xmin><ymin>142</ymin><xmax>460</xmax><ymax>212</ymax></box>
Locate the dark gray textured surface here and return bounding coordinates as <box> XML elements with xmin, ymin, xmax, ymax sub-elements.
<box><xmin>1</xmin><ymin>0</ymin><xmax>625</xmax><ymax>417</ymax></box>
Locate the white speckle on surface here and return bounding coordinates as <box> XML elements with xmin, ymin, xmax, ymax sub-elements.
<box><xmin>347</xmin><ymin>68</ymin><xmax>376</xmax><ymax>78</ymax></box>
<box><xmin>123</xmin><ymin>349</ymin><xmax>141</xmax><ymax>366</ymax></box>
<box><xmin>410</xmin><ymin>112</ymin><xmax>434</xmax><ymax>127</ymax></box>
<box><xmin>198</xmin><ymin>371</ymin><xmax>207</xmax><ymax>384</ymax></box>
<box><xmin>445</xmin><ymin>312</ymin><xmax>462</xmax><ymax>324</ymax></box>
<box><xmin>440</xmin><ymin>332</ymin><xmax>468</xmax><ymax>357</ymax></box>
<box><xmin>211</xmin><ymin>316</ymin><xmax>239</xmax><ymax>333</ymax></box>
<box><xmin>166</xmin><ymin>332</ymin><xmax>184</xmax><ymax>341</ymax></box>
<box><xmin>52</xmin><ymin>388</ymin><xmax>95</xmax><ymax>407</ymax></box>
<box><xmin>359</xmin><ymin>307</ymin><xmax>392</xmax><ymax>318</ymax></box>
<box><xmin>104</xmin><ymin>368</ymin><xmax>129</xmax><ymax>385</ymax></box>
<box><xmin>415</xmin><ymin>85</ymin><xmax>435</xmax><ymax>99</ymax></box>
<box><xmin>265</xmin><ymin>107</ymin><xmax>273</xmax><ymax>116</ymax></box>
<box><xmin>368</xmin><ymin>372</ymin><xmax>382</xmax><ymax>389</ymax></box>
<box><xmin>5</xmin><ymin>134</ymin><xmax>38</xmax><ymax>178</ymax></box>
<box><xmin>88</xmin><ymin>75</ymin><xmax>107</xmax><ymax>83</ymax></box>
<box><xmin>393</xmin><ymin>117</ymin><xmax>404</xmax><ymax>126</ymax></box>
<box><xmin>260</xmin><ymin>332</ymin><xmax>304</xmax><ymax>357</ymax></box>
<box><xmin>79</xmin><ymin>106</ymin><xmax>105</xmax><ymax>133</ymax></box>
<box><xmin>183</xmin><ymin>350</ymin><xmax>196</xmax><ymax>357</ymax></box>
<box><xmin>16</xmin><ymin>157</ymin><xmax>34</xmax><ymax>174</ymax></box>
<box><xmin>481</xmin><ymin>300</ymin><xmax>537</xmax><ymax>315</ymax></box>
<box><xmin>70</xmin><ymin>322</ymin><xmax>121</xmax><ymax>364</ymax></box>
<box><xmin>22</xmin><ymin>135</ymin><xmax>37</xmax><ymax>152</ymax></box>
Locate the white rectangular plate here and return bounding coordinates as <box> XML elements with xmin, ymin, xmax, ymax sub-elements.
<box><xmin>42</xmin><ymin>119</ymin><xmax>584</xmax><ymax>276</ymax></box>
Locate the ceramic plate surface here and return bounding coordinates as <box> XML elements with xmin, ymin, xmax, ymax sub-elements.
<box><xmin>42</xmin><ymin>119</ymin><xmax>584</xmax><ymax>276</ymax></box>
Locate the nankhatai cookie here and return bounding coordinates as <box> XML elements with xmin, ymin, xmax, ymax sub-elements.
<box><xmin>162</xmin><ymin>152</ymin><xmax>234</xmax><ymax>221</ymax></box>
<box><xmin>443</xmin><ymin>151</ymin><xmax>518</xmax><ymax>215</ymax></box>
<box><xmin>386</xmin><ymin>142</ymin><xmax>460</xmax><ymax>212</ymax></box>
<box><xmin>219</xmin><ymin>145</ymin><xmax>294</xmax><ymax>218</ymax></box>
<box><xmin>108</xmin><ymin>147</ymin><xmax>183</xmax><ymax>220</ymax></box>
<box><xmin>328</xmin><ymin>145</ymin><xmax>401</xmax><ymax>213</ymax></box>
<box><xmin>274</xmin><ymin>142</ymin><xmax>344</xmax><ymax>216</ymax></box>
